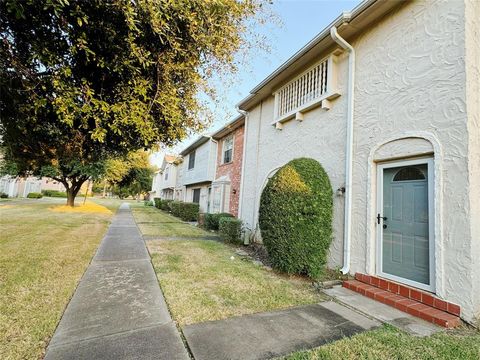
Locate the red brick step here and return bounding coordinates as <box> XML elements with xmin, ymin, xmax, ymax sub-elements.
<box><xmin>343</xmin><ymin>279</ymin><xmax>461</xmax><ymax>328</ymax></box>
<box><xmin>354</xmin><ymin>273</ymin><xmax>460</xmax><ymax>316</ymax></box>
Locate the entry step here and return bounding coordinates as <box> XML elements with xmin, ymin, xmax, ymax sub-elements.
<box><xmin>343</xmin><ymin>277</ymin><xmax>461</xmax><ymax>328</ymax></box>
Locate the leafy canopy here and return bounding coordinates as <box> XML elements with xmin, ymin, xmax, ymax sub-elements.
<box><xmin>0</xmin><ymin>0</ymin><xmax>265</xmax><ymax>204</ymax></box>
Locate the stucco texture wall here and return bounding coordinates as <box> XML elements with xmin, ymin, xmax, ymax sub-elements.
<box><xmin>240</xmin><ymin>0</ymin><xmax>478</xmax><ymax>321</ymax></box>
<box><xmin>465</xmin><ymin>0</ymin><xmax>480</xmax><ymax>324</ymax></box>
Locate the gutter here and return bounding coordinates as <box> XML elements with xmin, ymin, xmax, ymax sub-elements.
<box><xmin>330</xmin><ymin>21</ymin><xmax>355</xmax><ymax>275</ymax></box>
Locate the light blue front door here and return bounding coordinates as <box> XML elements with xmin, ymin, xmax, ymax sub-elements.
<box><xmin>382</xmin><ymin>164</ymin><xmax>430</xmax><ymax>286</ymax></box>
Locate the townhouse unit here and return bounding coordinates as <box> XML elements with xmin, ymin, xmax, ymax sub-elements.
<box><xmin>0</xmin><ymin>176</ymin><xmax>66</xmax><ymax>197</ymax></box>
<box><xmin>151</xmin><ymin>155</ymin><xmax>181</xmax><ymax>200</ymax></box>
<box><xmin>179</xmin><ymin>135</ymin><xmax>217</xmax><ymax>212</ymax></box>
<box><xmin>210</xmin><ymin>115</ymin><xmax>245</xmax><ymax>216</ymax></box>
<box><xmin>237</xmin><ymin>0</ymin><xmax>479</xmax><ymax>323</ymax></box>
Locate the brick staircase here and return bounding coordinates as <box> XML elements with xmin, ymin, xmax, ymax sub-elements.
<box><xmin>343</xmin><ymin>273</ymin><xmax>461</xmax><ymax>328</ymax></box>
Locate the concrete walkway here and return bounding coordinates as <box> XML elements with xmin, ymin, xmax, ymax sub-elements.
<box><xmin>183</xmin><ymin>301</ymin><xmax>379</xmax><ymax>360</ymax></box>
<box><xmin>45</xmin><ymin>203</ymin><xmax>189</xmax><ymax>360</ymax></box>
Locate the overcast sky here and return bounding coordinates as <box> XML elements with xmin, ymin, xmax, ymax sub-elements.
<box><xmin>150</xmin><ymin>0</ymin><xmax>361</xmax><ymax>167</ymax></box>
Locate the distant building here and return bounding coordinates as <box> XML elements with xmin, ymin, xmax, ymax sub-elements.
<box><xmin>0</xmin><ymin>176</ymin><xmax>66</xmax><ymax>197</ymax></box>
<box><xmin>179</xmin><ymin>136</ymin><xmax>217</xmax><ymax>213</ymax></box>
<box><xmin>151</xmin><ymin>155</ymin><xmax>182</xmax><ymax>200</ymax></box>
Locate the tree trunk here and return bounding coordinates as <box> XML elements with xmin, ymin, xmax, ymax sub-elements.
<box><xmin>65</xmin><ymin>179</ymin><xmax>86</xmax><ymax>207</ymax></box>
<box><xmin>66</xmin><ymin>188</ymin><xmax>76</xmax><ymax>207</ymax></box>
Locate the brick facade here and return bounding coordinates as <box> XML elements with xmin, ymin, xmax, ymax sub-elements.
<box><xmin>215</xmin><ymin>125</ymin><xmax>244</xmax><ymax>217</ymax></box>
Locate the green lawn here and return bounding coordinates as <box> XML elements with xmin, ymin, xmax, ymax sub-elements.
<box><xmin>282</xmin><ymin>324</ymin><xmax>480</xmax><ymax>360</ymax></box>
<box><xmin>132</xmin><ymin>205</ymin><xmax>212</xmax><ymax>238</ymax></box>
<box><xmin>0</xmin><ymin>197</ymin><xmax>120</xmax><ymax>360</ymax></box>
<box><xmin>147</xmin><ymin>239</ymin><xmax>325</xmax><ymax>326</ymax></box>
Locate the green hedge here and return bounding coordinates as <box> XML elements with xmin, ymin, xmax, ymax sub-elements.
<box><xmin>170</xmin><ymin>201</ymin><xmax>199</xmax><ymax>222</ymax></box>
<box><xmin>258</xmin><ymin>158</ymin><xmax>333</xmax><ymax>278</ymax></box>
<box><xmin>219</xmin><ymin>217</ymin><xmax>243</xmax><ymax>244</ymax></box>
<box><xmin>160</xmin><ymin>199</ymin><xmax>173</xmax><ymax>211</ymax></box>
<box><xmin>27</xmin><ymin>192</ymin><xmax>43</xmax><ymax>199</ymax></box>
<box><xmin>153</xmin><ymin>198</ymin><xmax>174</xmax><ymax>211</ymax></box>
<box><xmin>204</xmin><ymin>212</ymin><xmax>234</xmax><ymax>230</ymax></box>
<box><xmin>0</xmin><ymin>192</ymin><xmax>8</xmax><ymax>198</ymax></box>
<box><xmin>42</xmin><ymin>190</ymin><xmax>67</xmax><ymax>198</ymax></box>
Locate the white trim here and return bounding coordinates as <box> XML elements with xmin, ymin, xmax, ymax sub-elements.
<box><xmin>376</xmin><ymin>157</ymin><xmax>435</xmax><ymax>292</ymax></box>
<box><xmin>271</xmin><ymin>55</ymin><xmax>340</xmax><ymax>126</ymax></box>
<box><xmin>221</xmin><ymin>134</ymin><xmax>234</xmax><ymax>164</ymax></box>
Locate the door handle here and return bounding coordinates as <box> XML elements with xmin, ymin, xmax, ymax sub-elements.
<box><xmin>377</xmin><ymin>214</ymin><xmax>387</xmax><ymax>224</ymax></box>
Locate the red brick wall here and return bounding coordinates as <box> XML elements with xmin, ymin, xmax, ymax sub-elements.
<box><xmin>215</xmin><ymin>125</ymin><xmax>244</xmax><ymax>217</ymax></box>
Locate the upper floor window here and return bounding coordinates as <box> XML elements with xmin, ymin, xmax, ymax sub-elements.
<box><xmin>188</xmin><ymin>151</ymin><xmax>196</xmax><ymax>170</ymax></box>
<box><xmin>222</xmin><ymin>135</ymin><xmax>234</xmax><ymax>164</ymax></box>
<box><xmin>273</xmin><ymin>55</ymin><xmax>339</xmax><ymax>128</ymax></box>
<box><xmin>164</xmin><ymin>168</ymin><xmax>169</xmax><ymax>180</ymax></box>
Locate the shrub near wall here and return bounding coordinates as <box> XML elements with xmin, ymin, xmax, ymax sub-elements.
<box><xmin>153</xmin><ymin>197</ymin><xmax>162</xmax><ymax>209</ymax></box>
<box><xmin>219</xmin><ymin>217</ymin><xmax>243</xmax><ymax>244</ymax></box>
<box><xmin>160</xmin><ymin>199</ymin><xmax>173</xmax><ymax>211</ymax></box>
<box><xmin>27</xmin><ymin>192</ymin><xmax>43</xmax><ymax>199</ymax></box>
<box><xmin>204</xmin><ymin>213</ymin><xmax>234</xmax><ymax>230</ymax></box>
<box><xmin>170</xmin><ymin>201</ymin><xmax>199</xmax><ymax>222</ymax></box>
<box><xmin>258</xmin><ymin>158</ymin><xmax>333</xmax><ymax>278</ymax></box>
<box><xmin>42</xmin><ymin>190</ymin><xmax>67</xmax><ymax>198</ymax></box>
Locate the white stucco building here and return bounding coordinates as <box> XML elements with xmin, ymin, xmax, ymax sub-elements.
<box><xmin>238</xmin><ymin>0</ymin><xmax>479</xmax><ymax>323</ymax></box>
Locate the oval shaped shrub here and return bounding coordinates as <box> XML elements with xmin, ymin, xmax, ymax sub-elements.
<box><xmin>258</xmin><ymin>158</ymin><xmax>333</xmax><ymax>278</ymax></box>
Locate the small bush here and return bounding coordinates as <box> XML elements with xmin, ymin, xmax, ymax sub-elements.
<box><xmin>42</xmin><ymin>190</ymin><xmax>67</xmax><ymax>198</ymax></box>
<box><xmin>170</xmin><ymin>201</ymin><xmax>199</xmax><ymax>222</ymax></box>
<box><xmin>153</xmin><ymin>197</ymin><xmax>162</xmax><ymax>209</ymax></box>
<box><xmin>160</xmin><ymin>199</ymin><xmax>173</xmax><ymax>211</ymax></box>
<box><xmin>204</xmin><ymin>212</ymin><xmax>234</xmax><ymax>230</ymax></box>
<box><xmin>0</xmin><ymin>192</ymin><xmax>8</xmax><ymax>198</ymax></box>
<box><xmin>144</xmin><ymin>200</ymin><xmax>154</xmax><ymax>206</ymax></box>
<box><xmin>259</xmin><ymin>158</ymin><xmax>333</xmax><ymax>278</ymax></box>
<box><xmin>27</xmin><ymin>192</ymin><xmax>43</xmax><ymax>199</ymax></box>
<box><xmin>219</xmin><ymin>217</ymin><xmax>243</xmax><ymax>244</ymax></box>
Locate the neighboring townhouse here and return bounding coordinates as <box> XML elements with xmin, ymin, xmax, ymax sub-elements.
<box><xmin>0</xmin><ymin>175</ymin><xmax>66</xmax><ymax>197</ymax></box>
<box><xmin>210</xmin><ymin>115</ymin><xmax>245</xmax><ymax>216</ymax></box>
<box><xmin>179</xmin><ymin>135</ymin><xmax>217</xmax><ymax>212</ymax></box>
<box><xmin>174</xmin><ymin>157</ymin><xmax>185</xmax><ymax>201</ymax></box>
<box><xmin>150</xmin><ymin>170</ymin><xmax>162</xmax><ymax>199</ymax></box>
<box><xmin>155</xmin><ymin>155</ymin><xmax>181</xmax><ymax>200</ymax></box>
<box><xmin>238</xmin><ymin>0</ymin><xmax>479</xmax><ymax>324</ymax></box>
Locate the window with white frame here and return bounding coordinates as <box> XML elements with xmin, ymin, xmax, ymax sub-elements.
<box><xmin>273</xmin><ymin>55</ymin><xmax>339</xmax><ymax>127</ymax></box>
<box><xmin>222</xmin><ymin>135</ymin><xmax>234</xmax><ymax>164</ymax></box>
<box><xmin>164</xmin><ymin>167</ymin><xmax>169</xmax><ymax>180</ymax></box>
<box><xmin>188</xmin><ymin>151</ymin><xmax>196</xmax><ymax>170</ymax></box>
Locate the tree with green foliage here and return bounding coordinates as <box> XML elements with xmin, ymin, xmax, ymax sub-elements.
<box><xmin>94</xmin><ymin>150</ymin><xmax>154</xmax><ymax>199</ymax></box>
<box><xmin>0</xmin><ymin>0</ymin><xmax>266</xmax><ymax>206</ymax></box>
<box><xmin>258</xmin><ymin>158</ymin><xmax>333</xmax><ymax>278</ymax></box>
<box><xmin>111</xmin><ymin>151</ymin><xmax>154</xmax><ymax>199</ymax></box>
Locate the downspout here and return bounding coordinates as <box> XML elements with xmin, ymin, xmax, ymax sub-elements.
<box><xmin>330</xmin><ymin>20</ymin><xmax>355</xmax><ymax>275</ymax></box>
<box><xmin>210</xmin><ymin>138</ymin><xmax>219</xmax><ymax>213</ymax></box>
<box><xmin>237</xmin><ymin>109</ymin><xmax>248</xmax><ymax>218</ymax></box>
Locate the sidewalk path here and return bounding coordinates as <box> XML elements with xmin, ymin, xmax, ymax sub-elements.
<box><xmin>183</xmin><ymin>301</ymin><xmax>379</xmax><ymax>360</ymax></box>
<box><xmin>45</xmin><ymin>203</ymin><xmax>189</xmax><ymax>360</ymax></box>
